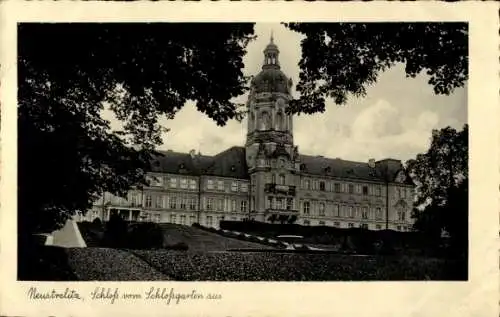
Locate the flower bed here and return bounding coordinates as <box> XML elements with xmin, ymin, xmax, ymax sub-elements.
<box><xmin>131</xmin><ymin>250</ymin><xmax>465</xmax><ymax>281</ymax></box>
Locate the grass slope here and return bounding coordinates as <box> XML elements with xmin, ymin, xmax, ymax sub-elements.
<box><xmin>157</xmin><ymin>223</ymin><xmax>274</xmax><ymax>252</ymax></box>
<box><xmin>77</xmin><ymin>221</ymin><xmax>274</xmax><ymax>251</ymax></box>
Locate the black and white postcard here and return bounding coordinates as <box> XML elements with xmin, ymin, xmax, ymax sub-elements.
<box><xmin>0</xmin><ymin>2</ymin><xmax>498</xmax><ymax>317</ymax></box>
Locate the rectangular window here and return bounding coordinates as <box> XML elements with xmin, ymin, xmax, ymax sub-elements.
<box><xmin>155</xmin><ymin>196</ymin><xmax>163</xmax><ymax>208</ymax></box>
<box><xmin>333</xmin><ymin>221</ymin><xmax>340</xmax><ymax>227</ymax></box>
<box><xmin>208</xmin><ymin>198</ymin><xmax>215</xmax><ymax>211</ymax></box>
<box><xmin>303</xmin><ymin>201</ymin><xmax>310</xmax><ymax>215</ymax></box>
<box><xmin>189</xmin><ymin>215</ymin><xmax>196</xmax><ymax>224</ymax></box>
<box><xmin>362</xmin><ymin>186</ymin><xmax>369</xmax><ymax>195</ymax></box>
<box><xmin>333</xmin><ymin>205</ymin><xmax>340</xmax><ymax>217</ymax></box>
<box><xmin>334</xmin><ymin>183</ymin><xmax>341</xmax><ymax>193</ymax></box>
<box><xmin>180</xmin><ymin>197</ymin><xmax>186</xmax><ymax>209</ymax></box>
<box><xmin>398</xmin><ymin>211</ymin><xmax>406</xmax><ymax>221</ymax></box>
<box><xmin>170</xmin><ymin>197</ymin><xmax>177</xmax><ymax>209</ymax></box>
<box><xmin>180</xmin><ymin>215</ymin><xmax>186</xmax><ymax>225</ymax></box>
<box><xmin>130</xmin><ymin>194</ymin><xmax>138</xmax><ymax>207</ymax></box>
<box><xmin>180</xmin><ymin>179</ymin><xmax>188</xmax><ymax>189</ymax></box>
<box><xmin>170</xmin><ymin>178</ymin><xmax>177</xmax><ymax>188</ymax></box>
<box><xmin>231</xmin><ymin>200</ymin><xmax>237</xmax><ymax>212</ymax></box>
<box><xmin>189</xmin><ymin>198</ymin><xmax>197</xmax><ymax>210</ymax></box>
<box><xmin>348</xmin><ymin>206</ymin><xmax>354</xmax><ymax>218</ymax></box>
<box><xmin>356</xmin><ymin>185</ymin><xmax>362</xmax><ymax>194</ymax></box>
<box><xmin>170</xmin><ymin>214</ymin><xmax>177</xmax><ymax>224</ymax></box>
<box><xmin>206</xmin><ymin>216</ymin><xmax>213</xmax><ymax>227</ymax></box>
<box><xmin>376</xmin><ymin>186</ymin><xmax>382</xmax><ymax>196</ymax></box>
<box><xmin>319</xmin><ymin>221</ymin><xmax>325</xmax><ymax>226</ymax></box>
<box><xmin>266</xmin><ymin>197</ymin><xmax>273</xmax><ymax>209</ymax></box>
<box><xmin>279</xmin><ymin>175</ymin><xmax>286</xmax><ymax>185</ymax></box>
<box><xmin>319</xmin><ymin>181</ymin><xmax>326</xmax><ymax>191</ymax></box>
<box><xmin>217</xmin><ymin>199</ymin><xmax>224</xmax><ymax>211</ymax></box>
<box><xmin>240</xmin><ymin>183</ymin><xmax>248</xmax><ymax>192</ymax></box>
<box><xmin>145</xmin><ymin>195</ymin><xmax>152</xmax><ymax>208</ymax></box>
<box><xmin>276</xmin><ymin>197</ymin><xmax>284</xmax><ymax>210</ymax></box>
<box><xmin>348</xmin><ymin>223</ymin><xmax>354</xmax><ymax>228</ymax></box>
<box><xmin>376</xmin><ymin>224</ymin><xmax>382</xmax><ymax>230</ymax></box>
<box><xmin>207</xmin><ymin>179</ymin><xmax>214</xmax><ymax>190</ymax></box>
<box><xmin>217</xmin><ymin>180</ymin><xmax>224</xmax><ymax>191</ymax></box>
<box><xmin>348</xmin><ymin>184</ymin><xmax>354</xmax><ymax>194</ymax></box>
<box><xmin>376</xmin><ymin>207</ymin><xmax>382</xmax><ymax>220</ymax></box>
<box><xmin>305</xmin><ymin>180</ymin><xmax>311</xmax><ymax>190</ymax></box>
<box><xmin>189</xmin><ymin>179</ymin><xmax>197</xmax><ymax>190</ymax></box>
<box><xmin>397</xmin><ymin>225</ymin><xmax>402</xmax><ymax>231</ymax></box>
<box><xmin>360</xmin><ymin>223</ymin><xmax>369</xmax><ymax>229</ymax></box>
<box><xmin>303</xmin><ymin>220</ymin><xmax>310</xmax><ymax>226</ymax></box>
<box><xmin>286</xmin><ymin>198</ymin><xmax>293</xmax><ymax>210</ymax></box>
<box><xmin>231</xmin><ymin>182</ymin><xmax>238</xmax><ymax>192</ymax></box>
<box><xmin>362</xmin><ymin>207</ymin><xmax>368</xmax><ymax>219</ymax></box>
<box><xmin>240</xmin><ymin>201</ymin><xmax>247</xmax><ymax>213</ymax></box>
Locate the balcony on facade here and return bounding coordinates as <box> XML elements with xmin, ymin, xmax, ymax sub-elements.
<box><xmin>264</xmin><ymin>183</ymin><xmax>296</xmax><ymax>196</ymax></box>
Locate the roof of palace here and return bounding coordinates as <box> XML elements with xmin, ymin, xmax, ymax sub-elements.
<box><xmin>149</xmin><ymin>146</ymin><xmax>413</xmax><ymax>185</ymax></box>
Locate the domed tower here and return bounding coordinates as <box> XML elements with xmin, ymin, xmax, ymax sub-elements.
<box><xmin>245</xmin><ymin>34</ymin><xmax>300</xmax><ymax>222</ymax></box>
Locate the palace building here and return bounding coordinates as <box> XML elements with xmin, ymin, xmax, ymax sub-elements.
<box><xmin>79</xmin><ymin>36</ymin><xmax>415</xmax><ymax>231</ymax></box>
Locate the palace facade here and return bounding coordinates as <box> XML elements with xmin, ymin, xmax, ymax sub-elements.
<box><xmin>79</xmin><ymin>36</ymin><xmax>415</xmax><ymax>231</ymax></box>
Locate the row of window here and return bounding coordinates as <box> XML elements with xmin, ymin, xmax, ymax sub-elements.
<box><xmin>300</xmin><ymin>201</ymin><xmax>408</xmax><ymax>221</ymax></box>
<box><xmin>300</xmin><ymin>179</ymin><xmax>413</xmax><ymax>199</ymax></box>
<box><xmin>147</xmin><ymin>175</ymin><xmax>198</xmax><ymax>189</ymax></box>
<box><xmin>301</xmin><ymin>179</ymin><xmax>383</xmax><ymax>196</ymax></box>
<box><xmin>204</xmin><ymin>197</ymin><xmax>248</xmax><ymax>213</ymax></box>
<box><xmin>146</xmin><ymin>175</ymin><xmax>250</xmax><ymax>193</ymax></box>
<box><xmin>266</xmin><ymin>196</ymin><xmax>295</xmax><ymax>210</ymax></box>
<box><xmin>144</xmin><ymin>195</ymin><xmax>198</xmax><ymax>210</ymax></box>
<box><xmin>206</xmin><ymin>179</ymin><xmax>248</xmax><ymax>193</ymax></box>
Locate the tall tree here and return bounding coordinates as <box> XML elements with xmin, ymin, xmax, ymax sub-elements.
<box><xmin>284</xmin><ymin>23</ymin><xmax>468</xmax><ymax>114</ymax></box>
<box><xmin>406</xmin><ymin>124</ymin><xmax>468</xmax><ymax>257</ymax></box>
<box><xmin>18</xmin><ymin>23</ymin><xmax>255</xmax><ymax>236</ymax></box>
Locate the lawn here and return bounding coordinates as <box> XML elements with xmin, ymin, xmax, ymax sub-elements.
<box><xmin>77</xmin><ymin>221</ymin><xmax>274</xmax><ymax>251</ymax></box>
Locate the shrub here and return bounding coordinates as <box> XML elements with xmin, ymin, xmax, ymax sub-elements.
<box><xmin>92</xmin><ymin>217</ymin><xmax>102</xmax><ymax>226</ymax></box>
<box><xmin>103</xmin><ymin>214</ymin><xmax>128</xmax><ymax>248</ymax></box>
<box><xmin>128</xmin><ymin>222</ymin><xmax>164</xmax><ymax>249</ymax></box>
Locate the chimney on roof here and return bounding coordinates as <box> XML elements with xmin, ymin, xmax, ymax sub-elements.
<box><xmin>189</xmin><ymin>149</ymin><xmax>196</xmax><ymax>159</ymax></box>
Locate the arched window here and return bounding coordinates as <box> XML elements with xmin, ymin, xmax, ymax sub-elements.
<box><xmin>276</xmin><ymin>111</ymin><xmax>284</xmax><ymax>130</ymax></box>
<box><xmin>259</xmin><ymin>111</ymin><xmax>271</xmax><ymax>130</ymax></box>
<box><xmin>279</xmin><ymin>174</ymin><xmax>285</xmax><ymax>185</ymax></box>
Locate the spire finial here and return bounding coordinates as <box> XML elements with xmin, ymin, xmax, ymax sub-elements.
<box><xmin>270</xmin><ymin>30</ymin><xmax>274</xmax><ymax>44</ymax></box>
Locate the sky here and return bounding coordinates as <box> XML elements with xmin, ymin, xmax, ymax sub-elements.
<box><xmin>103</xmin><ymin>23</ymin><xmax>467</xmax><ymax>163</ymax></box>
